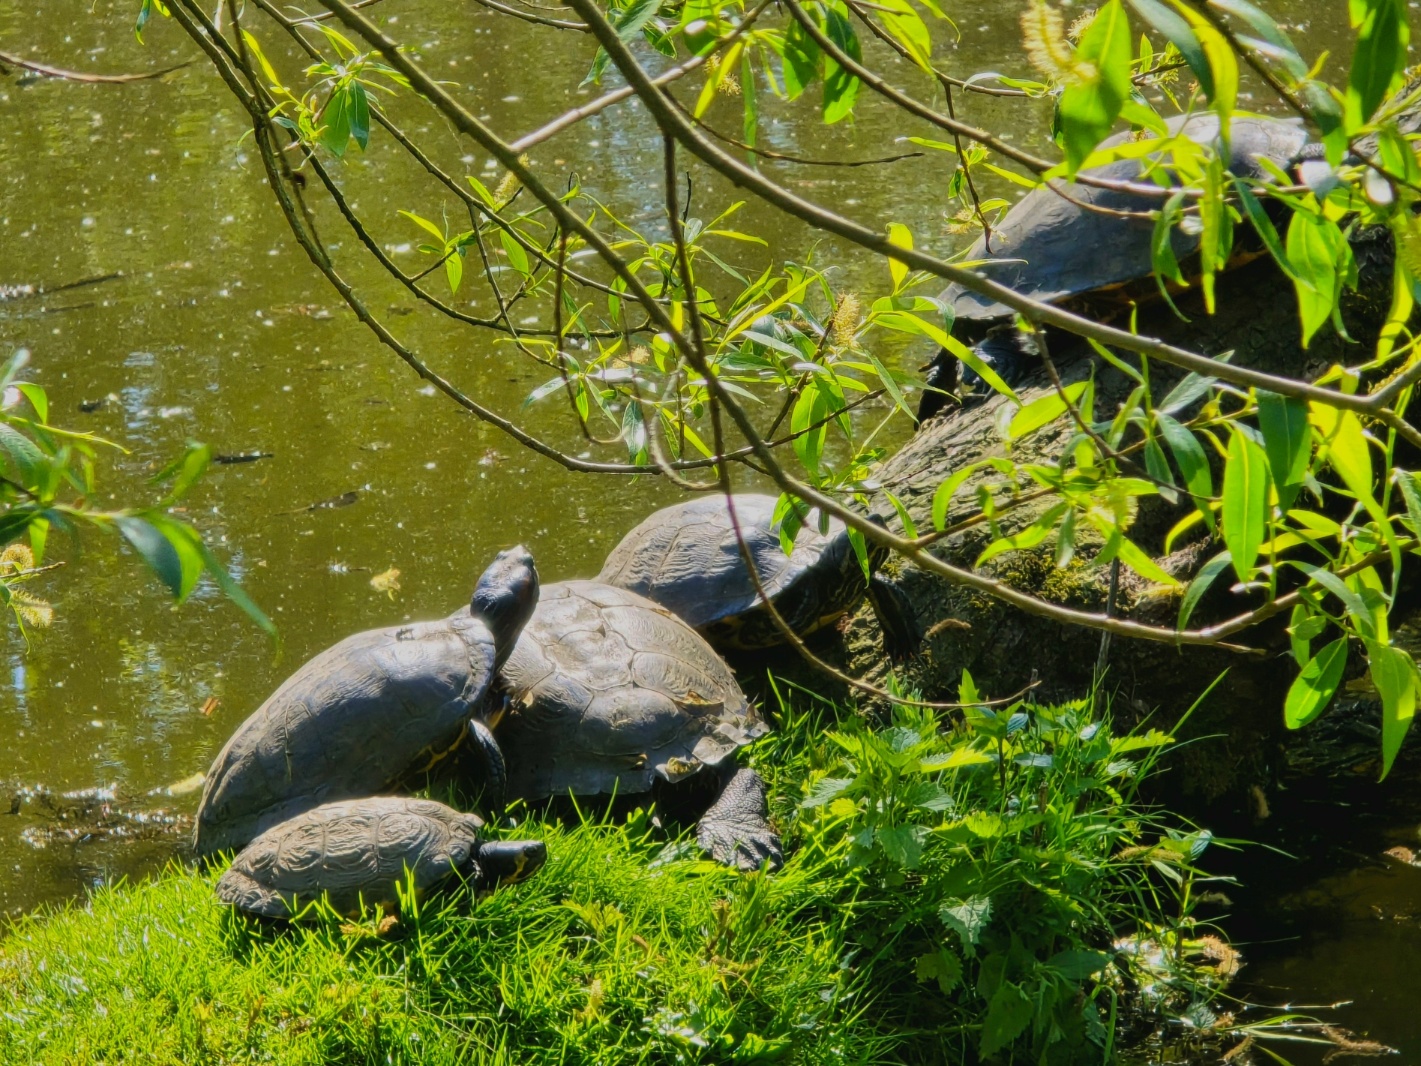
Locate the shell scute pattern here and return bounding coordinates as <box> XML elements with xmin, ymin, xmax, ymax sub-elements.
<box><xmin>216</xmin><ymin>797</ymin><xmax>484</xmax><ymax>919</ymax></box>
<box><xmin>498</xmin><ymin>581</ymin><xmax>766</xmax><ymax>800</ymax></box>
<box><xmin>945</xmin><ymin>114</ymin><xmax>1312</xmax><ymax>321</ymax></box>
<box><xmin>597</xmin><ymin>495</ymin><xmax>832</xmax><ymax>630</ymax></box>
<box><xmin>195</xmin><ymin>614</ymin><xmax>497</xmax><ymax>857</ymax></box>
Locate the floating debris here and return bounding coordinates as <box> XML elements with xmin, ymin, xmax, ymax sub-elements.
<box><xmin>199</xmin><ymin>696</ymin><xmax>220</xmax><ymax>717</ymax></box>
<box><xmin>78</xmin><ymin>392</ymin><xmax>119</xmax><ymax>413</ymax></box>
<box><xmin>276</xmin><ymin>490</ymin><xmax>359</xmax><ymax>516</ymax></box>
<box><xmin>370</xmin><ymin>567</ymin><xmax>401</xmax><ymax>599</ymax></box>
<box><xmin>153</xmin><ymin>772</ymin><xmax>206</xmax><ymax>798</ymax></box>
<box><xmin>214</xmin><ymin>451</ymin><xmax>274</xmax><ymax>465</ymax></box>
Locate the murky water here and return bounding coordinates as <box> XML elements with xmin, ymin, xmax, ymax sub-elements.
<box><xmin>1</xmin><ymin>0</ymin><xmax>1415</xmax><ymax>1059</ymax></box>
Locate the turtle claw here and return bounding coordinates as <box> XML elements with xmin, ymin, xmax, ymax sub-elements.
<box><xmin>696</xmin><ymin>768</ymin><xmax>783</xmax><ymax>872</ymax></box>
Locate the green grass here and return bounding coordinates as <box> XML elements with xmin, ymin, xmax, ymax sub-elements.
<box><xmin>0</xmin><ymin>688</ymin><xmax>1227</xmax><ymax>1065</ymax></box>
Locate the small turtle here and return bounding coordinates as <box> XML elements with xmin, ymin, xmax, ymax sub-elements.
<box><xmin>215</xmin><ymin>796</ymin><xmax>546</xmax><ymax>919</ymax></box>
<box><xmin>193</xmin><ymin>547</ymin><xmax>538</xmax><ymax>859</ymax></box>
<box><xmin>493</xmin><ymin>580</ymin><xmax>781</xmax><ymax>872</ymax></box>
<box><xmin>597</xmin><ymin>493</ymin><xmax>922</xmax><ymax>660</ymax></box>
<box><xmin>917</xmin><ymin>113</ymin><xmax>1314</xmax><ymax>421</ymax></box>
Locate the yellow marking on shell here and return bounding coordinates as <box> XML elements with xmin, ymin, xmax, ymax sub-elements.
<box><xmin>408</xmin><ymin>731</ymin><xmax>466</xmax><ymax>775</ymax></box>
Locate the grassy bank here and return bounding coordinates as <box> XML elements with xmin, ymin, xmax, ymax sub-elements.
<box><xmin>0</xmin><ymin>687</ymin><xmax>1230</xmax><ymax>1064</ymax></box>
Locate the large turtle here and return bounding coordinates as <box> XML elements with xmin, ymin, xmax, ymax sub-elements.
<box><xmin>193</xmin><ymin>547</ymin><xmax>538</xmax><ymax>859</ymax></box>
<box><xmin>597</xmin><ymin>493</ymin><xmax>922</xmax><ymax>660</ymax></box>
<box><xmin>491</xmin><ymin>580</ymin><xmax>781</xmax><ymax>872</ymax></box>
<box><xmin>916</xmin><ymin>112</ymin><xmax>1314</xmax><ymax>421</ymax></box>
<box><xmin>215</xmin><ymin>796</ymin><xmax>546</xmax><ymax>919</ymax></box>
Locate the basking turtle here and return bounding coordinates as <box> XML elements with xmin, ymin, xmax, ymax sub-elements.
<box><xmin>193</xmin><ymin>547</ymin><xmax>538</xmax><ymax>859</ymax></box>
<box><xmin>493</xmin><ymin>580</ymin><xmax>781</xmax><ymax>872</ymax></box>
<box><xmin>597</xmin><ymin>493</ymin><xmax>922</xmax><ymax>660</ymax></box>
<box><xmin>917</xmin><ymin>113</ymin><xmax>1314</xmax><ymax>421</ymax></box>
<box><xmin>215</xmin><ymin>796</ymin><xmax>546</xmax><ymax>919</ymax></box>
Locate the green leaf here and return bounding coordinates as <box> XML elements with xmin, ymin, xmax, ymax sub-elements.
<box><xmin>1222</xmin><ymin>429</ymin><xmax>1269</xmax><ymax>582</ymax></box>
<box><xmin>1347</xmin><ymin>0</ymin><xmax>1409</xmax><ymax>128</ymax></box>
<box><xmin>1309</xmin><ymin>402</ymin><xmax>1374</xmax><ymax>506</ymax></box>
<box><xmin>1286</xmin><ymin>211</ymin><xmax>1344</xmax><ymax>347</ymax></box>
<box><xmin>1007</xmin><ymin>382</ymin><xmax>1088</xmax><ymax>439</ymax></box>
<box><xmin>1368</xmin><ymin>638</ymin><xmax>1417</xmax><ymax>779</ymax></box>
<box><xmin>445</xmin><ymin>247</ymin><xmax>464</xmax><ymax>295</ymax></box>
<box><xmin>886</xmin><ymin>222</ymin><xmax>912</xmax><ymax>290</ymax></box>
<box><xmin>195</xmin><ymin>538</ymin><xmax>277</xmax><ymax>639</ymax></box>
<box><xmin>1284</xmin><ymin>636</ymin><xmax>1348</xmax><ymax>728</ymax></box>
<box><xmin>883</xmin><ymin>489</ymin><xmax>918</xmax><ymax>540</ymax></box>
<box><xmin>1047</xmin><ymin>949</ymin><xmax>1112</xmax><ymax>981</ymax></box>
<box><xmin>931</xmin><ymin>462</ymin><xmax>985</xmax><ymax>531</ymax></box>
<box><xmin>116</xmin><ymin>515</ymin><xmax>183</xmax><ymax>599</ymax></box>
<box><xmin>1127</xmin><ymin>0</ymin><xmax>1212</xmax><ymax>97</ymax></box>
<box><xmin>781</xmin><ymin>18</ymin><xmax>819</xmax><ymax>100</ymax></box>
<box><xmin>1177</xmin><ymin>550</ymin><xmax>1232</xmax><ymax>631</ymax></box>
<box><xmin>16</xmin><ymin>383</ymin><xmax>48</xmax><ymax>425</ymax></box>
<box><xmin>149</xmin><ymin>515</ymin><xmax>206</xmax><ymax>602</ymax></box>
<box><xmin>1058</xmin><ymin>0</ymin><xmax>1133</xmax><ymax>173</ymax></box>
<box><xmin>1157</xmin><ymin>413</ymin><xmax>1213</xmax><ymax>527</ymax></box>
<box><xmin>499</xmin><ymin>229</ymin><xmax>531</xmax><ymax>277</ymax></box>
<box><xmin>877</xmin><ymin>824</ymin><xmax>927</xmax><ymax>868</ymax></box>
<box><xmin>347</xmin><ymin>80</ymin><xmax>370</xmax><ymax>150</ymax></box>
<box><xmin>981</xmin><ymin>982</ymin><xmax>1033</xmax><ymax>1059</ymax></box>
<box><xmin>1172</xmin><ymin>0</ymin><xmax>1238</xmax><ymax>122</ymax></box>
<box><xmin>914</xmin><ymin>949</ymin><xmax>963</xmax><ymax>994</ymax></box>
<box><xmin>822</xmin><ymin>4</ymin><xmax>862</xmax><ymax>124</ymax></box>
<box><xmin>801</xmin><ymin>776</ymin><xmax>853</xmax><ymax>808</ymax></box>
<box><xmin>151</xmin><ymin>441</ymin><xmax>212</xmax><ymax>503</ymax></box>
<box><xmin>0</xmin><ymin>423</ymin><xmax>46</xmax><ymax>490</ymax></box>
<box><xmin>319</xmin><ymin>85</ymin><xmax>352</xmax><ymax>156</ymax></box>
<box><xmin>938</xmin><ymin>896</ymin><xmax>992</xmax><ymax>947</ymax></box>
<box><xmin>1256</xmin><ymin>391</ymin><xmax>1311</xmax><ymax>509</ymax></box>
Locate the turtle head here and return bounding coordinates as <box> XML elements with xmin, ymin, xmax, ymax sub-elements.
<box><xmin>472</xmin><ymin>546</ymin><xmax>539</xmax><ymax>666</ymax></box>
<box><xmin>474</xmin><ymin>839</ymin><xmax>547</xmax><ymax>889</ymax></box>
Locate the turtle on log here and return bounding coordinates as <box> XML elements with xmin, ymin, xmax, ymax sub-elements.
<box><xmin>597</xmin><ymin>493</ymin><xmax>922</xmax><ymax>659</ymax></box>
<box><xmin>917</xmin><ymin>113</ymin><xmax>1315</xmax><ymax>419</ymax></box>
<box><xmin>193</xmin><ymin>547</ymin><xmax>539</xmax><ymax>858</ymax></box>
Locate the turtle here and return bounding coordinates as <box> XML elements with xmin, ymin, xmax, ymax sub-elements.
<box><xmin>215</xmin><ymin>796</ymin><xmax>547</xmax><ymax>919</ymax></box>
<box><xmin>916</xmin><ymin>112</ymin><xmax>1316</xmax><ymax>422</ymax></box>
<box><xmin>490</xmin><ymin>579</ymin><xmax>782</xmax><ymax>872</ymax></box>
<box><xmin>193</xmin><ymin>546</ymin><xmax>539</xmax><ymax>859</ymax></box>
<box><xmin>596</xmin><ymin>493</ymin><xmax>923</xmax><ymax>660</ymax></box>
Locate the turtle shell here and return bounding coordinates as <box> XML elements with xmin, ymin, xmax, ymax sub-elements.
<box><xmin>496</xmin><ymin>580</ymin><xmax>767</xmax><ymax>800</ymax></box>
<box><xmin>215</xmin><ymin>796</ymin><xmax>483</xmax><ymax>919</ymax></box>
<box><xmin>194</xmin><ymin>611</ymin><xmax>497</xmax><ymax>858</ymax></box>
<box><xmin>944</xmin><ymin>113</ymin><xmax>1311</xmax><ymax>323</ymax></box>
<box><xmin>597</xmin><ymin>493</ymin><xmax>859</xmax><ymax>648</ymax></box>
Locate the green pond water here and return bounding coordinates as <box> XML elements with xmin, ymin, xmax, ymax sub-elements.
<box><xmin>0</xmin><ymin>0</ymin><xmax>1415</xmax><ymax>1059</ymax></box>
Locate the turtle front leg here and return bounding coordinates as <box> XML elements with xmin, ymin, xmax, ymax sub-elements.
<box><xmin>463</xmin><ymin>714</ymin><xmax>508</xmax><ymax>810</ymax></box>
<box><xmin>867</xmin><ymin>573</ymin><xmax>924</xmax><ymax>661</ymax></box>
<box><xmin>696</xmin><ymin>765</ymin><xmax>782</xmax><ymax>872</ymax></box>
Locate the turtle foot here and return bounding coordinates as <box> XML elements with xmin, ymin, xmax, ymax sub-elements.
<box><xmin>696</xmin><ymin>768</ymin><xmax>783</xmax><ymax>872</ymax></box>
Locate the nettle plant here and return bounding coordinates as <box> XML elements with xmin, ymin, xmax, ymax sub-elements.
<box><xmin>792</xmin><ymin>682</ymin><xmax>1222</xmax><ymax>1061</ymax></box>
<box><xmin>124</xmin><ymin>0</ymin><xmax>1421</xmax><ymax>763</ymax></box>
<box><xmin>0</xmin><ymin>349</ymin><xmax>272</xmax><ymax>640</ymax></box>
